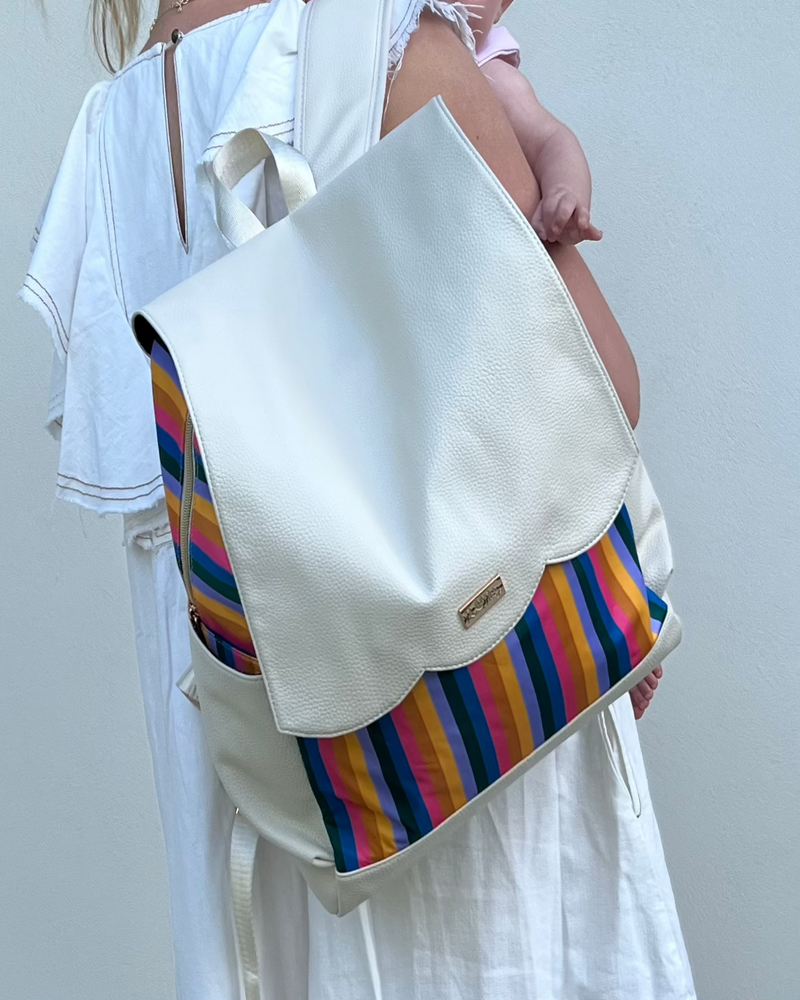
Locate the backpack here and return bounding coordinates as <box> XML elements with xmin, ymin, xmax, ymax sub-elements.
<box><xmin>133</xmin><ymin>0</ymin><xmax>681</xmax><ymax>989</ymax></box>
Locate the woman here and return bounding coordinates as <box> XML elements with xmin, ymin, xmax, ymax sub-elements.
<box><xmin>23</xmin><ymin>0</ymin><xmax>695</xmax><ymax>996</ymax></box>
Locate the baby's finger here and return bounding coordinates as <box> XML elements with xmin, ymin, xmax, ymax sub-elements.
<box><xmin>583</xmin><ymin>222</ymin><xmax>603</xmax><ymax>241</ymax></box>
<box><xmin>531</xmin><ymin>204</ymin><xmax>547</xmax><ymax>242</ymax></box>
<box><xmin>557</xmin><ymin>223</ymin><xmax>584</xmax><ymax>246</ymax></box>
<box><xmin>542</xmin><ymin>193</ymin><xmax>571</xmax><ymax>236</ymax></box>
<box><xmin>547</xmin><ymin>196</ymin><xmax>576</xmax><ymax>238</ymax></box>
<box><xmin>556</xmin><ymin>213</ymin><xmax>593</xmax><ymax>245</ymax></box>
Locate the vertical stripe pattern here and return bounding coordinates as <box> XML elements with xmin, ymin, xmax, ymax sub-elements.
<box><xmin>302</xmin><ymin>506</ymin><xmax>666</xmax><ymax>872</ymax></box>
<box><xmin>151</xmin><ymin>340</ymin><xmax>259</xmax><ymax>670</ymax></box>
<box><xmin>149</xmin><ymin>344</ymin><xmax>668</xmax><ymax>875</ymax></box>
<box><xmin>151</xmin><ymin>339</ymin><xmax>188</xmax><ymax>569</ymax></box>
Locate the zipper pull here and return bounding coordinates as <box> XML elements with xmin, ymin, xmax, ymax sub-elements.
<box><xmin>189</xmin><ymin>602</ymin><xmax>201</xmax><ymax>633</ymax></box>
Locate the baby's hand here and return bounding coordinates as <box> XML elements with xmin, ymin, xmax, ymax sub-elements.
<box><xmin>532</xmin><ymin>186</ymin><xmax>603</xmax><ymax>245</ymax></box>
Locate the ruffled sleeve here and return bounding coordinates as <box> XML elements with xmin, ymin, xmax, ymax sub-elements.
<box><xmin>388</xmin><ymin>0</ymin><xmax>475</xmax><ymax>69</ymax></box>
<box><xmin>21</xmin><ymin>3</ymin><xmax>476</xmax><ymax>517</ymax></box>
<box><xmin>20</xmin><ymin>82</ymin><xmax>164</xmax><ymax>514</ymax></box>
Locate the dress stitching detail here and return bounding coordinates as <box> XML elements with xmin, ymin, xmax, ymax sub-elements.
<box><xmin>21</xmin><ymin>282</ymin><xmax>68</xmax><ymax>354</ymax></box>
<box><xmin>205</xmin><ymin>126</ymin><xmax>293</xmax><ymax>153</ymax></box>
<box><xmin>57</xmin><ymin>472</ymin><xmax>162</xmax><ymax>491</ymax></box>
<box><xmin>208</xmin><ymin>119</ymin><xmax>294</xmax><ymax>142</ymax></box>
<box><xmin>24</xmin><ymin>274</ymin><xmax>69</xmax><ymax>345</ymax></box>
<box><xmin>390</xmin><ymin>0</ymin><xmax>419</xmax><ymax>55</ymax></box>
<box><xmin>57</xmin><ymin>479</ymin><xmax>163</xmax><ymax>502</ymax></box>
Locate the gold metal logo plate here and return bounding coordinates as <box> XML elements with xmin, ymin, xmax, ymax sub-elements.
<box><xmin>458</xmin><ymin>574</ymin><xmax>506</xmax><ymax>629</ymax></box>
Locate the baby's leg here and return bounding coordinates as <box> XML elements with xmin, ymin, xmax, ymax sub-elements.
<box><xmin>547</xmin><ymin>243</ymin><xmax>640</xmax><ymax>428</ymax></box>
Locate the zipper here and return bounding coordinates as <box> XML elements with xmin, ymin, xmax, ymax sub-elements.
<box><xmin>180</xmin><ymin>411</ymin><xmax>200</xmax><ymax>632</ymax></box>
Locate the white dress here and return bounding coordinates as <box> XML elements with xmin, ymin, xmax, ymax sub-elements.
<box><xmin>22</xmin><ymin>1</ymin><xmax>697</xmax><ymax>997</ymax></box>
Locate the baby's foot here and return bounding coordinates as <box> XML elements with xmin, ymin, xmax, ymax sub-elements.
<box><xmin>630</xmin><ymin>666</ymin><xmax>663</xmax><ymax>720</ymax></box>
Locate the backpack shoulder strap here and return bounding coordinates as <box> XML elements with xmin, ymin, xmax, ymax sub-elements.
<box><xmin>294</xmin><ymin>0</ymin><xmax>393</xmax><ymax>188</ymax></box>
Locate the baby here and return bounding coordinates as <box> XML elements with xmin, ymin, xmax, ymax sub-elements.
<box><xmin>471</xmin><ymin>0</ymin><xmax>602</xmax><ymax>246</ymax></box>
<box><xmin>471</xmin><ymin>4</ymin><xmax>663</xmax><ymax>717</ymax></box>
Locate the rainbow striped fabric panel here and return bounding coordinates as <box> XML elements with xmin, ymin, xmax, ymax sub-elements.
<box><xmin>189</xmin><ymin>444</ymin><xmax>260</xmax><ymax>667</ymax></box>
<box><xmin>299</xmin><ymin>507</ymin><xmax>666</xmax><ymax>874</ymax></box>
<box><xmin>149</xmin><ymin>341</ymin><xmax>667</xmax><ymax>874</ymax></box>
<box><xmin>151</xmin><ymin>339</ymin><xmax>188</xmax><ymax>570</ymax></box>
<box><xmin>151</xmin><ymin>340</ymin><xmax>260</xmax><ymax>673</ymax></box>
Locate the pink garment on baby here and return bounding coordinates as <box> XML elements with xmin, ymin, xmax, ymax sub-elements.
<box><xmin>474</xmin><ymin>24</ymin><xmax>521</xmax><ymax>68</ymax></box>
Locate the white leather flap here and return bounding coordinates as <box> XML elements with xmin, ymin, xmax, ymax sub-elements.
<box><xmin>135</xmin><ymin>99</ymin><xmax>638</xmax><ymax>737</ymax></box>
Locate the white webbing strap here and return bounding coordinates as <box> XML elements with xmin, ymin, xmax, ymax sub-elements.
<box><xmin>211</xmin><ymin>128</ymin><xmax>317</xmax><ymax>249</ymax></box>
<box><xmin>231</xmin><ymin>811</ymin><xmax>262</xmax><ymax>1000</ymax></box>
<box><xmin>176</xmin><ymin>665</ymin><xmax>199</xmax><ymax>708</ymax></box>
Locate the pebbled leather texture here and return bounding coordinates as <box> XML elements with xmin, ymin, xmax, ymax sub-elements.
<box><xmin>189</xmin><ymin>628</ymin><xmax>334</xmax><ymax>865</ymax></box>
<box><xmin>136</xmin><ymin>98</ymin><xmax>639</xmax><ymax>737</ymax></box>
<box><xmin>294</xmin><ymin>0</ymin><xmax>392</xmax><ymax>189</ymax></box>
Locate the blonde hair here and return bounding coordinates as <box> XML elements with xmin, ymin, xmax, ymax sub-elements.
<box><xmin>92</xmin><ymin>0</ymin><xmax>143</xmax><ymax>72</ymax></box>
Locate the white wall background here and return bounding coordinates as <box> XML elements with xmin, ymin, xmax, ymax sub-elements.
<box><xmin>504</xmin><ymin>1</ymin><xmax>800</xmax><ymax>997</ymax></box>
<box><xmin>2</xmin><ymin>1</ymin><xmax>797</xmax><ymax>999</ymax></box>
<box><xmin>1</xmin><ymin>3</ymin><xmax>176</xmax><ymax>999</ymax></box>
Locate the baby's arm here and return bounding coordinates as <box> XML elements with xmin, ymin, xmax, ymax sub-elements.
<box><xmin>482</xmin><ymin>58</ymin><xmax>602</xmax><ymax>245</ymax></box>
